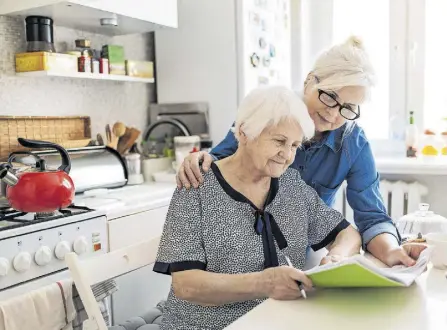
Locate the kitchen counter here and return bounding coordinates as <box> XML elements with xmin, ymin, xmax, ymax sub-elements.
<box><xmin>225</xmin><ymin>266</ymin><xmax>447</xmax><ymax>330</ymax></box>
<box><xmin>75</xmin><ymin>182</ymin><xmax>176</xmax><ymax>219</ymax></box>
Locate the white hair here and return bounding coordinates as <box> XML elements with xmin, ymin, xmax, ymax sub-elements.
<box><xmin>232</xmin><ymin>85</ymin><xmax>315</xmax><ymax>142</ymax></box>
<box><xmin>310</xmin><ymin>36</ymin><xmax>376</xmax><ymax>94</ymax></box>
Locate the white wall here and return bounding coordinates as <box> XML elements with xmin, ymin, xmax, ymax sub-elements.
<box><xmin>155</xmin><ymin>0</ymin><xmax>239</xmax><ymax>144</ymax></box>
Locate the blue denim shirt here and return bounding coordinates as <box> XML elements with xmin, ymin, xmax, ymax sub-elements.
<box><xmin>210</xmin><ymin>122</ymin><xmax>400</xmax><ymax>249</ymax></box>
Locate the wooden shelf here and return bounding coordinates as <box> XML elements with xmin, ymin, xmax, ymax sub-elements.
<box><xmin>16</xmin><ymin>71</ymin><xmax>155</xmax><ymax>83</ymax></box>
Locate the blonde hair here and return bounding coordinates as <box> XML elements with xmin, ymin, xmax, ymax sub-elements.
<box><xmin>232</xmin><ymin>85</ymin><xmax>315</xmax><ymax>141</ymax></box>
<box><xmin>309</xmin><ymin>36</ymin><xmax>376</xmax><ymax>93</ymax></box>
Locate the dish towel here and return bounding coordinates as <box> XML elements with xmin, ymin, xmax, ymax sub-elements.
<box><xmin>72</xmin><ymin>279</ymin><xmax>118</xmax><ymax>329</ymax></box>
<box><xmin>0</xmin><ymin>279</ymin><xmax>76</xmax><ymax>330</ymax></box>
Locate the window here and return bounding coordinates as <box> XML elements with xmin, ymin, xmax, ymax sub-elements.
<box><xmin>333</xmin><ymin>0</ymin><xmax>390</xmax><ymax>140</ymax></box>
<box><xmin>300</xmin><ymin>0</ymin><xmax>407</xmax><ymax>153</ymax></box>
<box><xmin>424</xmin><ymin>0</ymin><xmax>447</xmax><ymax>133</ymax></box>
<box><xmin>302</xmin><ymin>0</ymin><xmax>447</xmax><ymax>155</ymax></box>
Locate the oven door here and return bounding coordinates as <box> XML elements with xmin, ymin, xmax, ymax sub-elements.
<box><xmin>0</xmin><ymin>270</ymin><xmax>70</xmax><ymax>301</ymax></box>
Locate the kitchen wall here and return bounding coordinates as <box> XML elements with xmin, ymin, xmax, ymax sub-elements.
<box><xmin>0</xmin><ymin>16</ymin><xmax>156</xmax><ymax>138</ymax></box>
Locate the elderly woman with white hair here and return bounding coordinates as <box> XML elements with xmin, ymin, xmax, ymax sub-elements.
<box><xmin>177</xmin><ymin>36</ymin><xmax>426</xmax><ymax>268</ymax></box>
<box><xmin>154</xmin><ymin>86</ymin><xmax>361</xmax><ymax>330</ymax></box>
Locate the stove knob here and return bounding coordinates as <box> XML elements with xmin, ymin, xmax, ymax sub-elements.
<box><xmin>55</xmin><ymin>241</ymin><xmax>71</xmax><ymax>260</ymax></box>
<box><xmin>13</xmin><ymin>252</ymin><xmax>31</xmax><ymax>273</ymax></box>
<box><xmin>35</xmin><ymin>246</ymin><xmax>52</xmax><ymax>266</ymax></box>
<box><xmin>73</xmin><ymin>236</ymin><xmax>88</xmax><ymax>255</ymax></box>
<box><xmin>0</xmin><ymin>258</ymin><xmax>10</xmax><ymax>276</ymax></box>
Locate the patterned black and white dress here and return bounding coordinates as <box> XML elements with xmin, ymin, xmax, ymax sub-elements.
<box><xmin>154</xmin><ymin>163</ymin><xmax>350</xmax><ymax>330</ymax></box>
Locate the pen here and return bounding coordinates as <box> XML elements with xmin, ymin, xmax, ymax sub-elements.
<box><xmin>285</xmin><ymin>255</ymin><xmax>307</xmax><ymax>299</ymax></box>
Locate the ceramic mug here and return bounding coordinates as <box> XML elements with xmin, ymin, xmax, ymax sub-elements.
<box><xmin>425</xmin><ymin>233</ymin><xmax>447</xmax><ymax>269</ymax></box>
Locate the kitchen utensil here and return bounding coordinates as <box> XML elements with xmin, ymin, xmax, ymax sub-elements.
<box><xmin>105</xmin><ymin>124</ymin><xmax>112</xmax><ymax>144</ymax></box>
<box><xmin>96</xmin><ymin>133</ymin><xmax>104</xmax><ymax>146</ymax></box>
<box><xmin>396</xmin><ymin>203</ymin><xmax>447</xmax><ymax>237</ymax></box>
<box><xmin>106</xmin><ymin>124</ymin><xmax>120</xmax><ymax>149</ymax></box>
<box><xmin>0</xmin><ymin>138</ymin><xmax>74</xmax><ymax>213</ymax></box>
<box><xmin>117</xmin><ymin>127</ymin><xmax>130</xmax><ymax>153</ymax></box>
<box><xmin>111</xmin><ymin>122</ymin><xmax>126</xmax><ymax>150</ymax></box>
<box><xmin>118</xmin><ymin>128</ymin><xmax>141</xmax><ymax>154</ymax></box>
<box><xmin>112</xmin><ymin>122</ymin><xmax>126</xmax><ymax>138</ymax></box>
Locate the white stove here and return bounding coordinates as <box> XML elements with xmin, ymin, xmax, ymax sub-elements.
<box><xmin>0</xmin><ymin>205</ymin><xmax>108</xmax><ymax>299</ymax></box>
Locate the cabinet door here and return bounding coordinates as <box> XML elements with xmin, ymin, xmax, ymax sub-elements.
<box><xmin>108</xmin><ymin>206</ymin><xmax>169</xmax><ymax>252</ymax></box>
<box><xmin>0</xmin><ymin>0</ymin><xmax>61</xmax><ymax>14</ymax></box>
<box><xmin>72</xmin><ymin>0</ymin><xmax>178</xmax><ymax>28</ymax></box>
<box><xmin>108</xmin><ymin>206</ymin><xmax>172</xmax><ymax>324</ymax></box>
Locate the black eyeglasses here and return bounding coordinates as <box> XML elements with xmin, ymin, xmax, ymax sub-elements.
<box><xmin>317</xmin><ymin>89</ymin><xmax>360</xmax><ymax>120</ymax></box>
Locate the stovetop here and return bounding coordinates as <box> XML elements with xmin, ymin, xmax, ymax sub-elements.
<box><xmin>0</xmin><ymin>205</ymin><xmax>94</xmax><ymax>232</ymax></box>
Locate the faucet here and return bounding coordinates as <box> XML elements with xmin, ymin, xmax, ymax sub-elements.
<box><xmin>141</xmin><ymin>118</ymin><xmax>191</xmax><ymax>147</ymax></box>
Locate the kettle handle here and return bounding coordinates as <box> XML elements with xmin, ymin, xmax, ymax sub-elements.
<box><xmin>17</xmin><ymin>138</ymin><xmax>71</xmax><ymax>173</ymax></box>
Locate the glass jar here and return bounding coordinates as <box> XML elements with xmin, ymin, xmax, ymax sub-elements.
<box><xmin>174</xmin><ymin>136</ymin><xmax>201</xmax><ymax>165</ymax></box>
<box><xmin>419</xmin><ymin>129</ymin><xmax>442</xmax><ymax>159</ymax></box>
<box><xmin>124</xmin><ymin>153</ymin><xmax>141</xmax><ymax>176</ymax></box>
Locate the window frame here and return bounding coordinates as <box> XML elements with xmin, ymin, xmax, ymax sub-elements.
<box><xmin>297</xmin><ymin>0</ymin><xmax>425</xmax><ymax>157</ymax></box>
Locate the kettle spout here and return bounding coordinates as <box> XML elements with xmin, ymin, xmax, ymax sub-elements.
<box><xmin>0</xmin><ymin>164</ymin><xmax>18</xmax><ymax>187</ymax></box>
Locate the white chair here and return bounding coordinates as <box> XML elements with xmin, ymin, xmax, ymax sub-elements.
<box><xmin>65</xmin><ymin>235</ymin><xmax>162</xmax><ymax>330</ymax></box>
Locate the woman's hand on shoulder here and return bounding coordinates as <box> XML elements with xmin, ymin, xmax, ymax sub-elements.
<box><xmin>261</xmin><ymin>266</ymin><xmax>312</xmax><ymax>300</ymax></box>
<box><xmin>176</xmin><ymin>151</ymin><xmax>214</xmax><ymax>189</ymax></box>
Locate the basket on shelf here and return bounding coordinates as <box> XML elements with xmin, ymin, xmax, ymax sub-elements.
<box><xmin>0</xmin><ymin>116</ymin><xmax>92</xmax><ymax>160</ymax></box>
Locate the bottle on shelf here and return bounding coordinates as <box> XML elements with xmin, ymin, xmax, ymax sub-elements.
<box><xmin>405</xmin><ymin>111</ymin><xmax>419</xmax><ymax>158</ymax></box>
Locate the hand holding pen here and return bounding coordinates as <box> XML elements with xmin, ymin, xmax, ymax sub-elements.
<box><xmin>261</xmin><ymin>258</ymin><xmax>312</xmax><ymax>300</ymax></box>
<box><xmin>285</xmin><ymin>256</ymin><xmax>308</xmax><ymax>299</ymax></box>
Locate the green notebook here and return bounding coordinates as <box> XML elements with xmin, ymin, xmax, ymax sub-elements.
<box><xmin>303</xmin><ymin>248</ymin><xmax>432</xmax><ymax>288</ymax></box>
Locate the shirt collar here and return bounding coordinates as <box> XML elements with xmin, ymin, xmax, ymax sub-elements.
<box><xmin>321</xmin><ymin>123</ymin><xmax>348</xmax><ymax>153</ymax></box>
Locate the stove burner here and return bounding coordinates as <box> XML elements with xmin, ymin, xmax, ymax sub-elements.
<box><xmin>0</xmin><ymin>205</ymin><xmax>95</xmax><ymax>231</ymax></box>
<box><xmin>35</xmin><ymin>212</ymin><xmax>56</xmax><ymax>219</ymax></box>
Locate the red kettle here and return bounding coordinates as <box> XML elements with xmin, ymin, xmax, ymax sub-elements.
<box><xmin>0</xmin><ymin>138</ymin><xmax>75</xmax><ymax>213</ymax></box>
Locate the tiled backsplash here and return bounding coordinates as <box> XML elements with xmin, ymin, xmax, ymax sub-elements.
<box><xmin>0</xmin><ymin>16</ymin><xmax>156</xmax><ymax>140</ymax></box>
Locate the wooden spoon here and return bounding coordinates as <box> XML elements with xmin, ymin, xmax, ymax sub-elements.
<box><xmin>113</xmin><ymin>122</ymin><xmax>126</xmax><ymax>138</ymax></box>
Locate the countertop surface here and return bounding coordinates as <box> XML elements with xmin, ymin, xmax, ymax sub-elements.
<box><xmin>225</xmin><ymin>266</ymin><xmax>447</xmax><ymax>330</ymax></box>
<box><xmin>75</xmin><ymin>182</ymin><xmax>176</xmax><ymax>219</ymax></box>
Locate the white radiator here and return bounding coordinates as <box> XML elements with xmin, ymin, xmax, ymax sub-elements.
<box><xmin>333</xmin><ymin>180</ymin><xmax>428</xmax><ymax>223</ymax></box>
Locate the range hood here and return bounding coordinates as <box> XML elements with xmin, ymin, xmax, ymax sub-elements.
<box><xmin>0</xmin><ymin>0</ymin><xmax>178</xmax><ymax>36</ymax></box>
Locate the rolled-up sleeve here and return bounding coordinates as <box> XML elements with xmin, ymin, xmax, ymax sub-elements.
<box><xmin>302</xmin><ymin>176</ymin><xmax>350</xmax><ymax>251</ymax></box>
<box><xmin>346</xmin><ymin>141</ymin><xmax>401</xmax><ymax>249</ymax></box>
<box><xmin>153</xmin><ymin>187</ymin><xmax>206</xmax><ymax>275</ymax></box>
